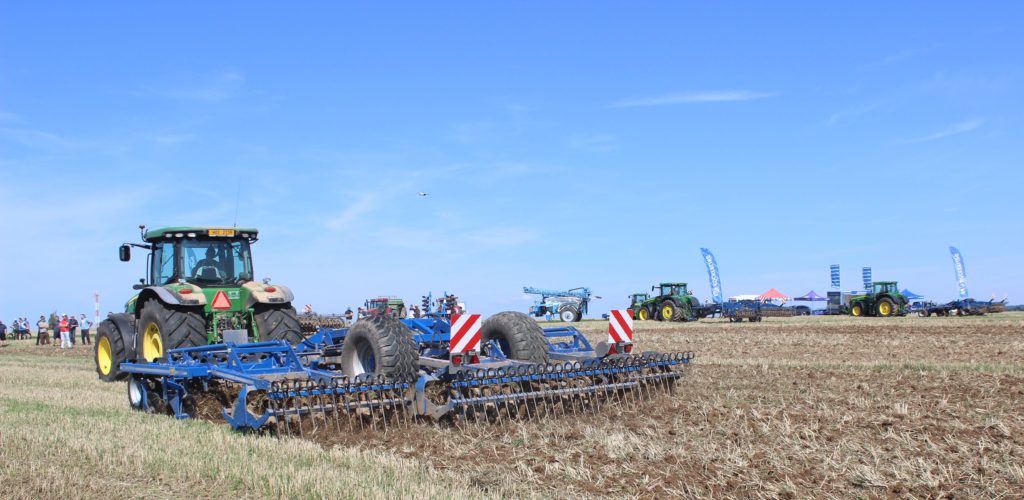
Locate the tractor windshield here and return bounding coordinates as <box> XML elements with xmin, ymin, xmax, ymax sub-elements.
<box><xmin>873</xmin><ymin>282</ymin><xmax>897</xmax><ymax>294</ymax></box>
<box><xmin>665</xmin><ymin>285</ymin><xmax>688</xmax><ymax>296</ymax></box>
<box><xmin>182</xmin><ymin>239</ymin><xmax>253</xmax><ymax>285</ymax></box>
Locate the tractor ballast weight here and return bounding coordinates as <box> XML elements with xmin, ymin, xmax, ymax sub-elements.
<box><xmin>94</xmin><ymin>225</ymin><xmax>303</xmax><ymax>382</ymax></box>
<box><xmin>848</xmin><ymin>281</ymin><xmax>908</xmax><ymax>317</ymax></box>
<box><xmin>115</xmin><ymin>311</ymin><xmax>693</xmax><ymax>432</ymax></box>
<box><xmin>523</xmin><ymin>286</ymin><xmax>596</xmax><ymax>322</ymax></box>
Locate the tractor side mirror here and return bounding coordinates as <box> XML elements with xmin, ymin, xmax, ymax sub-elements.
<box><xmin>132</xmin><ymin>279</ymin><xmax>145</xmax><ymax>290</ymax></box>
<box><xmin>119</xmin><ymin>244</ymin><xmax>131</xmax><ymax>262</ymax></box>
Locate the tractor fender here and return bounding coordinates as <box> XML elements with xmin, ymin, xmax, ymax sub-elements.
<box><xmin>243</xmin><ymin>281</ymin><xmax>295</xmax><ymax>307</ymax></box>
<box><xmin>106</xmin><ymin>312</ymin><xmax>138</xmax><ymax>361</ymax></box>
<box><xmin>136</xmin><ymin>286</ymin><xmax>184</xmax><ymax>311</ymax></box>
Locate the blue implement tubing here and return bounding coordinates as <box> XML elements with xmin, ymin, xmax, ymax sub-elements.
<box><xmin>117</xmin><ymin>313</ymin><xmax>694</xmax><ymax>433</ymax></box>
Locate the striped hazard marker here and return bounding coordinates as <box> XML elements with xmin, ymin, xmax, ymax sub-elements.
<box><xmin>607</xmin><ymin>309</ymin><xmax>634</xmax><ymax>355</ymax></box>
<box><xmin>449</xmin><ymin>314</ymin><xmax>481</xmax><ymax>365</ymax></box>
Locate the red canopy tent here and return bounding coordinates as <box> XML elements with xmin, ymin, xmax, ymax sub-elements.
<box><xmin>758</xmin><ymin>288</ymin><xmax>790</xmax><ymax>303</ymax></box>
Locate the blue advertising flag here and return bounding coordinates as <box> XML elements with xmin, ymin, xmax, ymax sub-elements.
<box><xmin>830</xmin><ymin>265</ymin><xmax>840</xmax><ymax>289</ymax></box>
<box><xmin>862</xmin><ymin>267</ymin><xmax>872</xmax><ymax>293</ymax></box>
<box><xmin>700</xmin><ymin>248</ymin><xmax>724</xmax><ymax>304</ymax></box>
<box><xmin>949</xmin><ymin>247</ymin><xmax>969</xmax><ymax>299</ymax></box>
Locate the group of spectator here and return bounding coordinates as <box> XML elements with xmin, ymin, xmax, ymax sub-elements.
<box><xmin>0</xmin><ymin>314</ymin><xmax>93</xmax><ymax>348</ymax></box>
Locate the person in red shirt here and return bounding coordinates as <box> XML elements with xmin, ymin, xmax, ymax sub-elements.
<box><xmin>59</xmin><ymin>314</ymin><xmax>71</xmax><ymax>349</ymax></box>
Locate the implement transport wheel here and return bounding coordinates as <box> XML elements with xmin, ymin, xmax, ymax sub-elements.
<box><xmin>137</xmin><ymin>299</ymin><xmax>206</xmax><ymax>362</ymax></box>
<box><xmin>851</xmin><ymin>303</ymin><xmax>863</xmax><ymax>317</ymax></box>
<box><xmin>558</xmin><ymin>305</ymin><xmax>580</xmax><ymax>322</ymax></box>
<box><xmin>341</xmin><ymin>315</ymin><xmax>418</xmax><ymax>379</ymax></box>
<box><xmin>253</xmin><ymin>304</ymin><xmax>303</xmax><ymax>344</ymax></box>
<box><xmin>876</xmin><ymin>298</ymin><xmax>895</xmax><ymax>317</ymax></box>
<box><xmin>95</xmin><ymin>319</ymin><xmax>128</xmax><ymax>382</ymax></box>
<box><xmin>481</xmin><ymin>311</ymin><xmax>549</xmax><ymax>363</ymax></box>
<box><xmin>659</xmin><ymin>302</ymin><xmax>680</xmax><ymax>321</ymax></box>
<box><xmin>636</xmin><ymin>308</ymin><xmax>649</xmax><ymax>321</ymax></box>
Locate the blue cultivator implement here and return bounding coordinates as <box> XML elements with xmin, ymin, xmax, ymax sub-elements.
<box><xmin>118</xmin><ymin>311</ymin><xmax>692</xmax><ymax>434</ymax></box>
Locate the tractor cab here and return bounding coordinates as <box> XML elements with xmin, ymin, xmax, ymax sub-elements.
<box><xmin>872</xmin><ymin>281</ymin><xmax>899</xmax><ymax>295</ymax></box>
<box><xmin>654</xmin><ymin>283</ymin><xmax>690</xmax><ymax>297</ymax></box>
<box><xmin>629</xmin><ymin>293</ymin><xmax>650</xmax><ymax>308</ymax></box>
<box><xmin>365</xmin><ymin>297</ymin><xmax>392</xmax><ymax>316</ymax></box>
<box><xmin>122</xmin><ymin>226</ymin><xmax>259</xmax><ymax>288</ymax></box>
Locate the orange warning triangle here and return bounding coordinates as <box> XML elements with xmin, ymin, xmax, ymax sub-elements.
<box><xmin>211</xmin><ymin>290</ymin><xmax>232</xmax><ymax>310</ymax></box>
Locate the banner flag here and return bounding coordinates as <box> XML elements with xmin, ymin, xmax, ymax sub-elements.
<box><xmin>700</xmin><ymin>248</ymin><xmax>724</xmax><ymax>304</ymax></box>
<box><xmin>949</xmin><ymin>247</ymin><xmax>969</xmax><ymax>299</ymax></box>
<box><xmin>830</xmin><ymin>265</ymin><xmax>840</xmax><ymax>289</ymax></box>
<box><xmin>862</xmin><ymin>267</ymin><xmax>872</xmax><ymax>293</ymax></box>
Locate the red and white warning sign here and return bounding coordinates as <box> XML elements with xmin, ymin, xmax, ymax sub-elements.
<box><xmin>211</xmin><ymin>290</ymin><xmax>232</xmax><ymax>310</ymax></box>
<box><xmin>607</xmin><ymin>309</ymin><xmax>634</xmax><ymax>354</ymax></box>
<box><xmin>449</xmin><ymin>314</ymin><xmax>481</xmax><ymax>356</ymax></box>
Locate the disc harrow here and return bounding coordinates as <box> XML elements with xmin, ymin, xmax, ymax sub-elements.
<box><xmin>116</xmin><ymin>310</ymin><xmax>693</xmax><ymax>434</ymax></box>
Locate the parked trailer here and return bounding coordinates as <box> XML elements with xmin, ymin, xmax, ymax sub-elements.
<box><xmin>919</xmin><ymin>298</ymin><xmax>1007</xmax><ymax>317</ymax></box>
<box><xmin>116</xmin><ymin>312</ymin><xmax>692</xmax><ymax>432</ymax></box>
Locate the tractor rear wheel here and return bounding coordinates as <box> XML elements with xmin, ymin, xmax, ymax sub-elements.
<box><xmin>95</xmin><ymin>319</ymin><xmax>129</xmax><ymax>382</ymax></box>
<box><xmin>136</xmin><ymin>299</ymin><xmax>206</xmax><ymax>362</ymax></box>
<box><xmin>851</xmin><ymin>303</ymin><xmax>864</xmax><ymax>317</ymax></box>
<box><xmin>659</xmin><ymin>301</ymin><xmax>680</xmax><ymax>321</ymax></box>
<box><xmin>558</xmin><ymin>305</ymin><xmax>580</xmax><ymax>322</ymax></box>
<box><xmin>876</xmin><ymin>298</ymin><xmax>895</xmax><ymax>317</ymax></box>
<box><xmin>340</xmin><ymin>315</ymin><xmax>418</xmax><ymax>380</ymax></box>
<box><xmin>482</xmin><ymin>311</ymin><xmax>548</xmax><ymax>363</ymax></box>
<box><xmin>253</xmin><ymin>304</ymin><xmax>303</xmax><ymax>345</ymax></box>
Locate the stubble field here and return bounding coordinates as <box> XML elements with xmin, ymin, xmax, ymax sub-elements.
<box><xmin>2</xmin><ymin>313</ymin><xmax>1022</xmax><ymax>498</ymax></box>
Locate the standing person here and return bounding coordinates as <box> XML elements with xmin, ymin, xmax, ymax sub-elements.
<box><xmin>0</xmin><ymin>319</ymin><xmax>7</xmax><ymax>341</ymax></box>
<box><xmin>49</xmin><ymin>313</ymin><xmax>60</xmax><ymax>347</ymax></box>
<box><xmin>59</xmin><ymin>314</ymin><xmax>71</xmax><ymax>349</ymax></box>
<box><xmin>36</xmin><ymin>315</ymin><xmax>50</xmax><ymax>345</ymax></box>
<box><xmin>68</xmin><ymin>314</ymin><xmax>79</xmax><ymax>346</ymax></box>
<box><xmin>79</xmin><ymin>314</ymin><xmax>92</xmax><ymax>344</ymax></box>
<box><xmin>344</xmin><ymin>308</ymin><xmax>353</xmax><ymax>325</ymax></box>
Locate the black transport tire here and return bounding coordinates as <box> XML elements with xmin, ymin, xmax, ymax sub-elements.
<box><xmin>340</xmin><ymin>315</ymin><xmax>418</xmax><ymax>380</ymax></box>
<box><xmin>481</xmin><ymin>311</ymin><xmax>549</xmax><ymax>363</ymax></box>
<box><xmin>136</xmin><ymin>299</ymin><xmax>206</xmax><ymax>362</ymax></box>
<box><xmin>254</xmin><ymin>304</ymin><xmax>303</xmax><ymax>345</ymax></box>
<box><xmin>558</xmin><ymin>305</ymin><xmax>580</xmax><ymax>322</ymax></box>
<box><xmin>95</xmin><ymin>319</ymin><xmax>129</xmax><ymax>382</ymax></box>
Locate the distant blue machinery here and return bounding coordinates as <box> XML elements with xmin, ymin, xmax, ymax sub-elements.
<box><xmin>523</xmin><ymin>286</ymin><xmax>598</xmax><ymax>322</ymax></box>
<box><xmin>118</xmin><ymin>312</ymin><xmax>692</xmax><ymax>433</ymax></box>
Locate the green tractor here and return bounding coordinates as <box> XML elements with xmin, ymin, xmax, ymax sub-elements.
<box><xmin>94</xmin><ymin>225</ymin><xmax>302</xmax><ymax>382</ymax></box>
<box><xmin>634</xmin><ymin>283</ymin><xmax>701</xmax><ymax>322</ymax></box>
<box><xmin>365</xmin><ymin>296</ymin><xmax>407</xmax><ymax>318</ymax></box>
<box><xmin>848</xmin><ymin>281</ymin><xmax>908</xmax><ymax>317</ymax></box>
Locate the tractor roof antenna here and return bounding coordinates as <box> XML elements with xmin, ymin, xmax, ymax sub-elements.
<box><xmin>138</xmin><ymin>224</ymin><xmax>146</xmax><ymax>239</ymax></box>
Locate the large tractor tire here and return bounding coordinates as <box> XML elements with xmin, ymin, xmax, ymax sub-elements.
<box><xmin>95</xmin><ymin>317</ymin><xmax>131</xmax><ymax>382</ymax></box>
<box><xmin>340</xmin><ymin>315</ymin><xmax>418</xmax><ymax>380</ymax></box>
<box><xmin>253</xmin><ymin>304</ymin><xmax>303</xmax><ymax>345</ymax></box>
<box><xmin>635</xmin><ymin>307</ymin><xmax>650</xmax><ymax>321</ymax></box>
<box><xmin>136</xmin><ymin>299</ymin><xmax>206</xmax><ymax>362</ymax></box>
<box><xmin>558</xmin><ymin>304</ymin><xmax>580</xmax><ymax>322</ymax></box>
<box><xmin>481</xmin><ymin>311</ymin><xmax>549</xmax><ymax>363</ymax></box>
<box><xmin>876</xmin><ymin>298</ymin><xmax>896</xmax><ymax>317</ymax></box>
<box><xmin>850</xmin><ymin>303</ymin><xmax>864</xmax><ymax>317</ymax></box>
<box><xmin>659</xmin><ymin>301</ymin><xmax>681</xmax><ymax>321</ymax></box>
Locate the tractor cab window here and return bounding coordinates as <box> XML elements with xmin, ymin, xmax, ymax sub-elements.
<box><xmin>182</xmin><ymin>239</ymin><xmax>253</xmax><ymax>285</ymax></box>
<box><xmin>669</xmin><ymin>285</ymin><xmax>687</xmax><ymax>296</ymax></box>
<box><xmin>873</xmin><ymin>283</ymin><xmax>895</xmax><ymax>294</ymax></box>
<box><xmin>152</xmin><ymin>242</ymin><xmax>175</xmax><ymax>284</ymax></box>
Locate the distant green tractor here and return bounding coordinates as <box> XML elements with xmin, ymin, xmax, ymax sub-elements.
<box><xmin>633</xmin><ymin>283</ymin><xmax>701</xmax><ymax>322</ymax></box>
<box><xmin>94</xmin><ymin>225</ymin><xmax>302</xmax><ymax>382</ymax></box>
<box><xmin>628</xmin><ymin>293</ymin><xmax>651</xmax><ymax>320</ymax></box>
<box><xmin>848</xmin><ymin>281</ymin><xmax>908</xmax><ymax>317</ymax></box>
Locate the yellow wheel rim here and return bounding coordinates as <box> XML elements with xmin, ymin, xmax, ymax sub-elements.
<box><xmin>852</xmin><ymin>305</ymin><xmax>862</xmax><ymax>316</ymax></box>
<box><xmin>97</xmin><ymin>336</ymin><xmax>112</xmax><ymax>375</ymax></box>
<box><xmin>661</xmin><ymin>305</ymin><xmax>673</xmax><ymax>319</ymax></box>
<box><xmin>879</xmin><ymin>302</ymin><xmax>891</xmax><ymax>316</ymax></box>
<box><xmin>142</xmin><ymin>323</ymin><xmax>163</xmax><ymax>362</ymax></box>
<box><xmin>637</xmin><ymin>309</ymin><xmax>648</xmax><ymax>320</ymax></box>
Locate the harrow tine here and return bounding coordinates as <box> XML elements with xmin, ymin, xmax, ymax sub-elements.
<box><xmin>328</xmin><ymin>379</ymin><xmax>342</xmax><ymax>433</ymax></box>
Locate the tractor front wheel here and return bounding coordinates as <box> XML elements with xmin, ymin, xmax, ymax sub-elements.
<box><xmin>851</xmin><ymin>303</ymin><xmax>864</xmax><ymax>317</ymax></box>
<box><xmin>636</xmin><ymin>307</ymin><xmax>649</xmax><ymax>321</ymax></box>
<box><xmin>253</xmin><ymin>304</ymin><xmax>303</xmax><ymax>345</ymax></box>
<box><xmin>340</xmin><ymin>315</ymin><xmax>418</xmax><ymax>380</ymax></box>
<box><xmin>95</xmin><ymin>319</ymin><xmax>129</xmax><ymax>382</ymax></box>
<box><xmin>136</xmin><ymin>299</ymin><xmax>206</xmax><ymax>362</ymax></box>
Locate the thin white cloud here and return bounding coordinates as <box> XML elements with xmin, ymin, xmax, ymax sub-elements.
<box><xmin>0</xmin><ymin>110</ymin><xmax>20</xmax><ymax>122</ymax></box>
<box><xmin>826</xmin><ymin>103</ymin><xmax>880</xmax><ymax>126</ymax></box>
<box><xmin>153</xmin><ymin>134</ymin><xmax>196</xmax><ymax>145</ymax></box>
<box><xmin>610</xmin><ymin>90</ymin><xmax>778</xmax><ymax>108</ymax></box>
<box><xmin>908</xmin><ymin>118</ymin><xmax>986</xmax><ymax>143</ymax></box>
<box><xmin>133</xmin><ymin>71</ymin><xmax>246</xmax><ymax>102</ymax></box>
<box><xmin>568</xmin><ymin>133</ymin><xmax>618</xmax><ymax>153</ymax></box>
<box><xmin>324</xmin><ymin>193</ymin><xmax>381</xmax><ymax>231</ymax></box>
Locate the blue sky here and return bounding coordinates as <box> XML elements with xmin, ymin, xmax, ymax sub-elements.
<box><xmin>1</xmin><ymin>2</ymin><xmax>1021</xmax><ymax>321</ymax></box>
